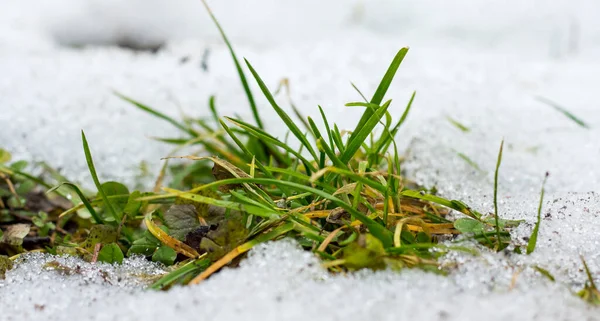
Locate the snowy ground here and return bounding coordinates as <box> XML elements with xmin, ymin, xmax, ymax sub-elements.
<box><xmin>1</xmin><ymin>0</ymin><xmax>600</xmax><ymax>320</ymax></box>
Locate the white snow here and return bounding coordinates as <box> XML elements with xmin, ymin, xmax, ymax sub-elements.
<box><xmin>1</xmin><ymin>0</ymin><xmax>600</xmax><ymax>320</ymax></box>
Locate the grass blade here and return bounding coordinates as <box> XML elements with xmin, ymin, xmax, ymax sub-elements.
<box><xmin>350</xmin><ymin>82</ymin><xmax>369</xmax><ymax>102</ymax></box>
<box><xmin>347</xmin><ymin>48</ymin><xmax>409</xmax><ymax>145</ymax></box>
<box><xmin>307</xmin><ymin>117</ymin><xmax>347</xmax><ymax>170</ymax></box>
<box><xmin>341</xmin><ymin>100</ymin><xmax>392</xmax><ymax>163</ymax></box>
<box><xmin>527</xmin><ymin>172</ymin><xmax>549</xmax><ymax>254</ymax></box>
<box><xmin>317</xmin><ymin>106</ymin><xmax>335</xmax><ymax>152</ymax></box>
<box><xmin>244</xmin><ymin>59</ymin><xmax>319</xmax><ymax>163</ymax></box>
<box><xmin>200</xmin><ymin>0</ymin><xmax>263</xmax><ymax>128</ymax></box>
<box><xmin>447</xmin><ymin>116</ymin><xmax>470</xmax><ymax>132</ymax></box>
<box><xmin>81</xmin><ymin>131</ymin><xmax>119</xmax><ymax>221</ymax></box>
<box><xmin>225</xmin><ymin>117</ymin><xmax>316</xmax><ymax>173</ymax></box>
<box><xmin>114</xmin><ymin>92</ymin><xmax>196</xmax><ymax>137</ymax></box>
<box><xmin>373</xmin><ymin>91</ymin><xmax>416</xmax><ymax>159</ymax></box>
<box><xmin>535</xmin><ymin>96</ymin><xmax>589</xmax><ymax>128</ymax></box>
<box><xmin>150</xmin><ymin>255</ymin><xmax>209</xmax><ymax>290</ymax></box>
<box><xmin>493</xmin><ymin>139</ymin><xmax>504</xmax><ymax>248</ymax></box>
<box><xmin>48</xmin><ymin>182</ymin><xmax>103</xmax><ymax>224</ymax></box>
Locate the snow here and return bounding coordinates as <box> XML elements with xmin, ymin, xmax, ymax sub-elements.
<box><xmin>1</xmin><ymin>0</ymin><xmax>600</xmax><ymax>320</ymax></box>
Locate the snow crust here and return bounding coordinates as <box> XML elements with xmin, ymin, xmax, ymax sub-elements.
<box><xmin>1</xmin><ymin>0</ymin><xmax>599</xmax><ymax>320</ymax></box>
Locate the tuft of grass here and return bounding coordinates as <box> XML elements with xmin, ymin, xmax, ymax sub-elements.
<box><xmin>578</xmin><ymin>257</ymin><xmax>600</xmax><ymax>305</ymax></box>
<box><xmin>1</xmin><ymin>0</ymin><xmax>565</xmax><ymax>296</ymax></box>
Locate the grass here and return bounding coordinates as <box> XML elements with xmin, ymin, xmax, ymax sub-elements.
<box><xmin>0</xmin><ymin>1</ymin><xmax>597</xmax><ymax>308</ymax></box>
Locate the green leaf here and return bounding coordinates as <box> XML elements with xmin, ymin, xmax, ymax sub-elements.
<box><xmin>152</xmin><ymin>246</ymin><xmax>177</xmax><ymax>266</ymax></box>
<box><xmin>454</xmin><ymin>218</ymin><xmax>485</xmax><ymax>234</ymax></box>
<box><xmin>80</xmin><ymin>225</ymin><xmax>117</xmax><ymax>253</ymax></box>
<box><xmin>343</xmin><ymin>234</ymin><xmax>386</xmax><ymax>270</ymax></box>
<box><xmin>123</xmin><ymin>191</ymin><xmax>143</xmax><ymax>218</ymax></box>
<box><xmin>97</xmin><ymin>243</ymin><xmax>124</xmax><ymax>264</ymax></box>
<box><xmin>99</xmin><ymin>181</ymin><xmax>129</xmax><ymax>219</ymax></box>
<box><xmin>127</xmin><ymin>231</ymin><xmax>161</xmax><ymax>257</ymax></box>
<box><xmin>163</xmin><ymin>204</ymin><xmax>200</xmax><ymax>241</ymax></box>
<box><xmin>0</xmin><ymin>149</ymin><xmax>11</xmax><ymax>164</ymax></box>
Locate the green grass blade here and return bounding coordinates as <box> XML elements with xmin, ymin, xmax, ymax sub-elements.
<box><xmin>225</xmin><ymin>117</ymin><xmax>316</xmax><ymax>173</ymax></box>
<box><xmin>331</xmin><ymin>125</ymin><xmax>345</xmax><ymax>154</ymax></box>
<box><xmin>493</xmin><ymin>139</ymin><xmax>504</xmax><ymax>247</ymax></box>
<box><xmin>453</xmin><ymin>150</ymin><xmax>482</xmax><ymax>171</ymax></box>
<box><xmin>48</xmin><ymin>182</ymin><xmax>103</xmax><ymax>224</ymax></box>
<box><xmin>527</xmin><ymin>172</ymin><xmax>548</xmax><ymax>254</ymax></box>
<box><xmin>350</xmin><ymin>82</ymin><xmax>369</xmax><ymax>102</ymax></box>
<box><xmin>307</xmin><ymin>117</ymin><xmax>347</xmax><ymax>170</ymax></box>
<box><xmin>347</xmin><ymin>48</ymin><xmax>409</xmax><ymax>145</ymax></box>
<box><xmin>114</xmin><ymin>92</ymin><xmax>196</xmax><ymax>137</ymax></box>
<box><xmin>244</xmin><ymin>59</ymin><xmax>319</xmax><ymax>163</ymax></box>
<box><xmin>208</xmin><ymin>95</ymin><xmax>219</xmax><ymax>125</ymax></box>
<box><xmin>401</xmin><ymin>190</ymin><xmax>481</xmax><ymax>218</ymax></box>
<box><xmin>341</xmin><ymin>100</ymin><xmax>392</xmax><ymax>163</ymax></box>
<box><xmin>81</xmin><ymin>131</ymin><xmax>119</xmax><ymax>221</ymax></box>
<box><xmin>219</xmin><ymin>120</ymin><xmax>274</xmax><ymax>179</ymax></box>
<box><xmin>200</xmin><ymin>0</ymin><xmax>263</xmax><ymax>129</ymax></box>
<box><xmin>311</xmin><ymin>167</ymin><xmax>388</xmax><ymax>194</ymax></box>
<box><xmin>535</xmin><ymin>96</ymin><xmax>589</xmax><ymax>128</ymax></box>
<box><xmin>0</xmin><ymin>166</ymin><xmax>52</xmax><ymax>189</ymax></box>
<box><xmin>447</xmin><ymin>116</ymin><xmax>471</xmax><ymax>132</ymax></box>
<box><xmin>371</xmin><ymin>48</ymin><xmax>409</xmax><ymax>105</ymax></box>
<box><xmin>318</xmin><ymin>106</ymin><xmax>335</xmax><ymax>152</ymax></box>
<box><xmin>345</xmin><ymin>102</ymin><xmax>382</xmax><ymax>109</ymax></box>
<box><xmin>533</xmin><ymin>265</ymin><xmax>555</xmax><ymax>282</ymax></box>
<box><xmin>374</xmin><ymin>91</ymin><xmax>416</xmax><ymax>156</ymax></box>
<box><xmin>150</xmin><ymin>256</ymin><xmax>210</xmax><ymax>290</ymax></box>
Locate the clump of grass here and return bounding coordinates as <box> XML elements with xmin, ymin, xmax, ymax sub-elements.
<box><xmin>0</xmin><ymin>2</ymin><xmax>518</xmax><ymax>286</ymax></box>
<box><xmin>2</xmin><ymin>3</ymin><xmax>594</xmax><ymax>309</ymax></box>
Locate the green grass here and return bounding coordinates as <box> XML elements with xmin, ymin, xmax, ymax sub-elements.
<box><xmin>0</xmin><ymin>2</ymin><xmax>597</xmax><ymax>308</ymax></box>
<box><xmin>535</xmin><ymin>96</ymin><xmax>590</xmax><ymax>129</ymax></box>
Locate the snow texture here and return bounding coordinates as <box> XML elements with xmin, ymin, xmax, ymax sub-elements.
<box><xmin>1</xmin><ymin>0</ymin><xmax>600</xmax><ymax>320</ymax></box>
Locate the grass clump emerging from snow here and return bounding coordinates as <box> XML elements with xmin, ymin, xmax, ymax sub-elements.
<box><xmin>0</xmin><ymin>1</ymin><xmax>597</xmax><ymax>304</ymax></box>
